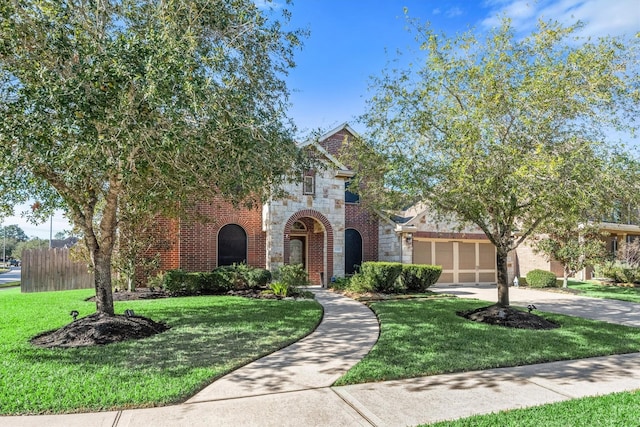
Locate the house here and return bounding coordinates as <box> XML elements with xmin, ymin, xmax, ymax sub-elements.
<box><xmin>514</xmin><ymin>213</ymin><xmax>640</xmax><ymax>281</ymax></box>
<box><xmin>153</xmin><ymin>123</ymin><xmax>499</xmax><ymax>286</ymax></box>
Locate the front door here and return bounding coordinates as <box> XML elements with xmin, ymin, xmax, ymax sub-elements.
<box><xmin>289</xmin><ymin>236</ymin><xmax>306</xmax><ymax>269</ymax></box>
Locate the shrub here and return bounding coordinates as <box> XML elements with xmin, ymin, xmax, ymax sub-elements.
<box><xmin>162</xmin><ymin>269</ymin><xmax>234</xmax><ymax>296</ymax></box>
<box><xmin>211</xmin><ymin>263</ymin><xmax>271</xmax><ymax>290</ymax></box>
<box><xmin>161</xmin><ymin>269</ymin><xmax>202</xmax><ymax>296</ymax></box>
<box><xmin>329</xmin><ymin>276</ymin><xmax>351</xmax><ymax>290</ymax></box>
<box><xmin>526</xmin><ymin>269</ymin><xmax>558</xmax><ymax>288</ymax></box>
<box><xmin>273</xmin><ymin>264</ymin><xmax>310</xmax><ymax>288</ymax></box>
<box><xmin>352</xmin><ymin>262</ymin><xmax>403</xmax><ymax>293</ymax></box>
<box><xmin>399</xmin><ymin>264</ymin><xmax>442</xmax><ymax>292</ymax></box>
<box><xmin>247</xmin><ymin>267</ymin><xmax>272</xmax><ymax>288</ymax></box>
<box><xmin>269</xmin><ymin>281</ymin><xmax>290</xmax><ymax>297</ymax></box>
<box><xmin>347</xmin><ymin>273</ymin><xmax>374</xmax><ymax>293</ymax></box>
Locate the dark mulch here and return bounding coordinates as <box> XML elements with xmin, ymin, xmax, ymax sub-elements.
<box><xmin>457</xmin><ymin>304</ymin><xmax>559</xmax><ymax>330</ymax></box>
<box><xmin>30</xmin><ymin>313</ymin><xmax>170</xmax><ymax>349</ymax></box>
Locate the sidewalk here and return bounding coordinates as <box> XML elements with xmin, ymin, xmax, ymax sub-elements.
<box><xmin>2</xmin><ymin>286</ymin><xmax>640</xmax><ymax>426</ymax></box>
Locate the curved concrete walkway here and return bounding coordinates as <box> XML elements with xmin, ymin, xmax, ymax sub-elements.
<box><xmin>0</xmin><ymin>287</ymin><xmax>381</xmax><ymax>427</ymax></box>
<box><xmin>3</xmin><ymin>286</ymin><xmax>640</xmax><ymax>426</ymax></box>
<box><xmin>187</xmin><ymin>288</ymin><xmax>380</xmax><ymax>402</ymax></box>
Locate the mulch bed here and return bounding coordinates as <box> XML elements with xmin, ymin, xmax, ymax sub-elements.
<box><xmin>457</xmin><ymin>304</ymin><xmax>559</xmax><ymax>330</ymax></box>
<box><xmin>30</xmin><ymin>313</ymin><xmax>170</xmax><ymax>349</ymax></box>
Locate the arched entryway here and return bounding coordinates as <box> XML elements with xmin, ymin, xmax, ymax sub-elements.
<box><xmin>218</xmin><ymin>224</ymin><xmax>247</xmax><ymax>266</ymax></box>
<box><xmin>283</xmin><ymin>211</ymin><xmax>334</xmax><ymax>286</ymax></box>
<box><xmin>345</xmin><ymin>228</ymin><xmax>363</xmax><ymax>275</ymax></box>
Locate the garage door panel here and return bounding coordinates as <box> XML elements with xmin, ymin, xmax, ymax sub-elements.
<box><xmin>434</xmin><ymin>242</ymin><xmax>454</xmax><ymax>269</ymax></box>
<box><xmin>438</xmin><ymin>272</ymin><xmax>454</xmax><ymax>283</ymax></box>
<box><xmin>478</xmin><ymin>244</ymin><xmax>495</xmax><ymax>269</ymax></box>
<box><xmin>459</xmin><ymin>272</ymin><xmax>476</xmax><ymax>283</ymax></box>
<box><xmin>413</xmin><ymin>241</ymin><xmax>432</xmax><ymax>265</ymax></box>
<box><xmin>458</xmin><ymin>243</ymin><xmax>476</xmax><ymax>269</ymax></box>
<box><xmin>479</xmin><ymin>272</ymin><xmax>496</xmax><ymax>282</ymax></box>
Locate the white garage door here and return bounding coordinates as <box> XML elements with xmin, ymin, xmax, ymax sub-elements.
<box><xmin>413</xmin><ymin>240</ymin><xmax>496</xmax><ymax>284</ymax></box>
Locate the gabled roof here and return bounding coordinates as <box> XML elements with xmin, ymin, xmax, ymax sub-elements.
<box><xmin>297</xmin><ymin>122</ymin><xmax>360</xmax><ymax>176</ymax></box>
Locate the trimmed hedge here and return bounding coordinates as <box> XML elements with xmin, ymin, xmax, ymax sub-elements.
<box><xmin>347</xmin><ymin>262</ymin><xmax>442</xmax><ymax>294</ymax></box>
<box><xmin>399</xmin><ymin>264</ymin><xmax>442</xmax><ymax>292</ymax></box>
<box><xmin>526</xmin><ymin>269</ymin><xmax>558</xmax><ymax>288</ymax></box>
<box><xmin>162</xmin><ymin>264</ymin><xmax>272</xmax><ymax>296</ymax></box>
<box><xmin>161</xmin><ymin>270</ymin><xmax>230</xmax><ymax>296</ymax></box>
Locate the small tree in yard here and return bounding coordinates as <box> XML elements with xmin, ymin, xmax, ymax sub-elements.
<box><xmin>0</xmin><ymin>0</ymin><xmax>306</xmax><ymax>316</ymax></box>
<box><xmin>533</xmin><ymin>223</ymin><xmax>609</xmax><ymax>288</ymax></box>
<box><xmin>343</xmin><ymin>16</ymin><xmax>640</xmax><ymax>307</ymax></box>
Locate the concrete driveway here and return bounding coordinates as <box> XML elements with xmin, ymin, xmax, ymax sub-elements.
<box><xmin>432</xmin><ymin>283</ymin><xmax>640</xmax><ymax>327</ymax></box>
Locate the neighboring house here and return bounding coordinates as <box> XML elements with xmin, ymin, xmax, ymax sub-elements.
<box><xmin>153</xmin><ymin>123</ymin><xmax>499</xmax><ymax>286</ymax></box>
<box><xmin>513</xmin><ymin>212</ymin><xmax>640</xmax><ymax>281</ymax></box>
<box><xmin>50</xmin><ymin>237</ymin><xmax>80</xmax><ymax>249</ymax></box>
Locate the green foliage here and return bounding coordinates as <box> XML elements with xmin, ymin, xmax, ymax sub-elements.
<box><xmin>336</xmin><ymin>298</ymin><xmax>640</xmax><ymax>386</ymax></box>
<box><xmin>0</xmin><ymin>288</ymin><xmax>322</xmax><ymax>415</ymax></box>
<box><xmin>597</xmin><ymin>262</ymin><xmax>640</xmax><ymax>284</ymax></box>
<box><xmin>329</xmin><ymin>276</ymin><xmax>351</xmax><ymax>290</ymax></box>
<box><xmin>526</xmin><ymin>269</ymin><xmax>559</xmax><ymax>288</ymax></box>
<box><xmin>428</xmin><ymin>391</ymin><xmax>640</xmax><ymax>427</ymax></box>
<box><xmin>273</xmin><ymin>264</ymin><xmax>310</xmax><ymax>288</ymax></box>
<box><xmin>345</xmin><ymin>262</ymin><xmax>442</xmax><ymax>294</ymax></box>
<box><xmin>12</xmin><ymin>238</ymin><xmax>49</xmax><ymax>260</ymax></box>
<box><xmin>399</xmin><ymin>264</ymin><xmax>442</xmax><ymax>292</ymax></box>
<box><xmin>343</xmin><ymin>16</ymin><xmax>640</xmax><ymax>305</ymax></box>
<box><xmin>0</xmin><ymin>0</ymin><xmax>307</xmax><ymax>314</ymax></box>
<box><xmin>347</xmin><ymin>262</ymin><xmax>403</xmax><ymax>293</ymax></box>
<box><xmin>569</xmin><ymin>280</ymin><xmax>640</xmax><ymax>303</ymax></box>
<box><xmin>213</xmin><ymin>264</ymin><xmax>272</xmax><ymax>290</ymax></box>
<box><xmin>162</xmin><ymin>264</ymin><xmax>274</xmax><ymax>296</ymax></box>
<box><xmin>269</xmin><ymin>282</ymin><xmax>290</xmax><ymax>298</ymax></box>
<box><xmin>598</xmin><ymin>240</ymin><xmax>640</xmax><ymax>284</ymax></box>
<box><xmin>161</xmin><ymin>270</ymin><xmax>230</xmax><ymax>296</ymax></box>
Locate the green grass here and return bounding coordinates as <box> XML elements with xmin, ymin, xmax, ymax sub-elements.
<box><xmin>566</xmin><ymin>280</ymin><xmax>640</xmax><ymax>303</ymax></box>
<box><xmin>0</xmin><ymin>287</ymin><xmax>322</xmax><ymax>415</ymax></box>
<box><xmin>335</xmin><ymin>298</ymin><xmax>640</xmax><ymax>385</ymax></box>
<box><xmin>0</xmin><ymin>281</ymin><xmax>19</xmax><ymax>288</ymax></box>
<box><xmin>426</xmin><ymin>390</ymin><xmax>640</xmax><ymax>426</ymax></box>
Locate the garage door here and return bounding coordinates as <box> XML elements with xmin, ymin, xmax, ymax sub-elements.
<box><xmin>413</xmin><ymin>240</ymin><xmax>496</xmax><ymax>284</ymax></box>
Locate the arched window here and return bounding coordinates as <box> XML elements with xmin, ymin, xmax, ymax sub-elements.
<box><xmin>345</xmin><ymin>228</ymin><xmax>363</xmax><ymax>275</ymax></box>
<box><xmin>218</xmin><ymin>224</ymin><xmax>247</xmax><ymax>266</ymax></box>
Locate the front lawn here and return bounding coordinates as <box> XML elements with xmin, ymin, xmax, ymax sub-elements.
<box><xmin>566</xmin><ymin>280</ymin><xmax>640</xmax><ymax>303</ymax></box>
<box><xmin>426</xmin><ymin>390</ymin><xmax>640</xmax><ymax>426</ymax></box>
<box><xmin>336</xmin><ymin>298</ymin><xmax>640</xmax><ymax>385</ymax></box>
<box><xmin>0</xmin><ymin>288</ymin><xmax>322</xmax><ymax>415</ymax></box>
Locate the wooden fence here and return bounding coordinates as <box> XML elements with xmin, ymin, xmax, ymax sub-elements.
<box><xmin>21</xmin><ymin>248</ymin><xmax>94</xmax><ymax>293</ymax></box>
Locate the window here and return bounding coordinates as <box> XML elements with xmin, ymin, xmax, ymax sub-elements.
<box><xmin>345</xmin><ymin>181</ymin><xmax>359</xmax><ymax>203</ymax></box>
<box><xmin>303</xmin><ymin>175</ymin><xmax>315</xmax><ymax>195</ymax></box>
<box><xmin>218</xmin><ymin>224</ymin><xmax>247</xmax><ymax>266</ymax></box>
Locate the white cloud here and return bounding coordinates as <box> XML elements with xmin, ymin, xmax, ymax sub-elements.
<box><xmin>446</xmin><ymin>7</ymin><xmax>464</xmax><ymax>17</ymax></box>
<box><xmin>481</xmin><ymin>0</ymin><xmax>640</xmax><ymax>38</ymax></box>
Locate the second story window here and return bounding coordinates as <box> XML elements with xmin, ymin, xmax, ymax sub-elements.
<box><xmin>303</xmin><ymin>175</ymin><xmax>315</xmax><ymax>195</ymax></box>
<box><xmin>345</xmin><ymin>180</ymin><xmax>360</xmax><ymax>203</ymax></box>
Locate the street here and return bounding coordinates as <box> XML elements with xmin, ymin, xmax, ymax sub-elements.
<box><xmin>0</xmin><ymin>267</ymin><xmax>21</xmax><ymax>286</ymax></box>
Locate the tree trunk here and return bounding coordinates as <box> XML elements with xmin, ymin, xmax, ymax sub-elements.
<box><xmin>496</xmin><ymin>249</ymin><xmax>510</xmax><ymax>307</ymax></box>
<box><xmin>93</xmin><ymin>250</ymin><xmax>115</xmax><ymax>315</ymax></box>
<box><xmin>563</xmin><ymin>266</ymin><xmax>570</xmax><ymax>288</ymax></box>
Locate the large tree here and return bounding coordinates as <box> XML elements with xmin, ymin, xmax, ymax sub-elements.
<box><xmin>344</xmin><ymin>17</ymin><xmax>640</xmax><ymax>306</ymax></box>
<box><xmin>0</xmin><ymin>0</ymin><xmax>305</xmax><ymax>315</ymax></box>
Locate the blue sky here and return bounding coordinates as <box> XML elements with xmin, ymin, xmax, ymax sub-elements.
<box><xmin>4</xmin><ymin>0</ymin><xmax>639</xmax><ymax>240</ymax></box>
<box><xmin>283</xmin><ymin>0</ymin><xmax>639</xmax><ymax>135</ymax></box>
